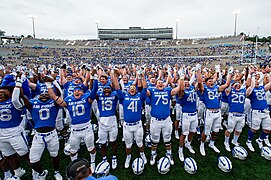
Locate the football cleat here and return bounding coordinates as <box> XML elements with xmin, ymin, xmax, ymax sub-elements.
<box><xmin>209</xmin><ymin>144</ymin><xmax>220</xmax><ymax>153</ymax></box>
<box><xmin>178</xmin><ymin>149</ymin><xmax>184</xmax><ymax>162</ymax></box>
<box><xmin>15</xmin><ymin>168</ymin><xmax>26</xmax><ymax>178</ymax></box>
<box><xmin>166</xmin><ymin>153</ymin><xmax>174</xmax><ymax>165</ymax></box>
<box><xmin>38</xmin><ymin>170</ymin><xmax>48</xmax><ymax>180</ymax></box>
<box><xmin>185</xmin><ymin>144</ymin><xmax>195</xmax><ymax>154</ymax></box>
<box><xmin>112</xmin><ymin>157</ymin><xmax>117</xmax><ymax>170</ymax></box>
<box><xmin>200</xmin><ymin>144</ymin><xmax>206</xmax><ymax>156</ymax></box>
<box><xmin>54</xmin><ymin>171</ymin><xmax>63</xmax><ymax>180</ymax></box>
<box><xmin>264</xmin><ymin>138</ymin><xmax>271</xmax><ymax>147</ymax></box>
<box><xmin>150</xmin><ymin>153</ymin><xmax>157</xmax><ymax>165</ymax></box>
<box><xmin>246</xmin><ymin>141</ymin><xmax>255</xmax><ymax>152</ymax></box>
<box><xmin>231</xmin><ymin>140</ymin><xmax>240</xmax><ymax>147</ymax></box>
<box><xmin>140</xmin><ymin>153</ymin><xmax>147</xmax><ymax>164</ymax></box>
<box><xmin>256</xmin><ymin>138</ymin><xmax>263</xmax><ymax>149</ymax></box>
<box><xmin>224</xmin><ymin>142</ymin><xmax>231</xmax><ymax>152</ymax></box>
<box><xmin>124</xmin><ymin>155</ymin><xmax>131</xmax><ymax>168</ymax></box>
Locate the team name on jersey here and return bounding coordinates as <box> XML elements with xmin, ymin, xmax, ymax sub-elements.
<box><xmin>154</xmin><ymin>91</ymin><xmax>167</xmax><ymax>95</ymax></box>
<box><xmin>67</xmin><ymin>99</ymin><xmax>86</xmax><ymax>105</ymax></box>
<box><xmin>0</xmin><ymin>104</ymin><xmax>12</xmax><ymax>108</ymax></box>
<box><xmin>125</xmin><ymin>97</ymin><xmax>140</xmax><ymax>101</ymax></box>
<box><xmin>33</xmin><ymin>104</ymin><xmax>55</xmax><ymax>109</ymax></box>
<box><xmin>99</xmin><ymin>96</ymin><xmax>116</xmax><ymax>101</ymax></box>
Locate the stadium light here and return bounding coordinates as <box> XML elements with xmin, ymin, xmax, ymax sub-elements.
<box><xmin>254</xmin><ymin>26</ymin><xmax>260</xmax><ymax>64</ymax></box>
<box><xmin>95</xmin><ymin>21</ymin><xmax>100</xmax><ymax>39</ymax></box>
<box><xmin>232</xmin><ymin>10</ymin><xmax>241</xmax><ymax>36</ymax></box>
<box><xmin>29</xmin><ymin>15</ymin><xmax>37</xmax><ymax>38</ymax></box>
<box><xmin>174</xmin><ymin>19</ymin><xmax>180</xmax><ymax>39</ymax></box>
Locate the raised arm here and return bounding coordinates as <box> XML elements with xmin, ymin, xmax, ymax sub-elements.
<box><xmin>44</xmin><ymin>77</ymin><xmax>67</xmax><ymax>108</ymax></box>
<box><xmin>246</xmin><ymin>75</ymin><xmax>255</xmax><ymax>96</ymax></box>
<box><xmin>218</xmin><ymin>67</ymin><xmax>233</xmax><ymax>92</ymax></box>
<box><xmin>12</xmin><ymin>77</ymin><xmax>26</xmax><ymax>110</ymax></box>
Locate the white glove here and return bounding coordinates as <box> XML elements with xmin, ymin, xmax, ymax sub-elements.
<box><xmin>215</xmin><ymin>64</ymin><xmax>220</xmax><ymax>73</ymax></box>
<box><xmin>228</xmin><ymin>67</ymin><xmax>234</xmax><ymax>74</ymax></box>
<box><xmin>242</xmin><ymin>68</ymin><xmax>246</xmax><ymax>75</ymax></box>
<box><xmin>178</xmin><ymin>68</ymin><xmax>184</xmax><ymax>79</ymax></box>
<box><xmin>195</xmin><ymin>63</ymin><xmax>201</xmax><ymax>71</ymax></box>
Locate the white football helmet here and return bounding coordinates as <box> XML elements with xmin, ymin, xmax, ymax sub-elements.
<box><xmin>261</xmin><ymin>146</ymin><xmax>271</xmax><ymax>160</ymax></box>
<box><xmin>218</xmin><ymin>156</ymin><xmax>232</xmax><ymax>173</ymax></box>
<box><xmin>95</xmin><ymin>161</ymin><xmax>110</xmax><ymax>178</ymax></box>
<box><xmin>132</xmin><ymin>158</ymin><xmax>145</xmax><ymax>175</ymax></box>
<box><xmin>184</xmin><ymin>157</ymin><xmax>197</xmax><ymax>174</ymax></box>
<box><xmin>232</xmin><ymin>146</ymin><xmax>248</xmax><ymax>160</ymax></box>
<box><xmin>157</xmin><ymin>157</ymin><xmax>170</xmax><ymax>174</ymax></box>
<box><xmin>64</xmin><ymin>143</ymin><xmax>71</xmax><ymax>156</ymax></box>
<box><xmin>145</xmin><ymin>134</ymin><xmax>152</xmax><ymax>147</ymax></box>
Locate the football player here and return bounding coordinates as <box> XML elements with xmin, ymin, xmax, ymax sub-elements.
<box><xmin>246</xmin><ymin>71</ymin><xmax>271</xmax><ymax>151</ymax></box>
<box><xmin>96</xmin><ymin>71</ymin><xmax>119</xmax><ymax>170</ymax></box>
<box><xmin>45</xmin><ymin>73</ymin><xmax>98</xmax><ymax>171</ymax></box>
<box><xmin>178</xmin><ymin>69</ymin><xmax>200</xmax><ymax>161</ymax></box>
<box><xmin>113</xmin><ymin>70</ymin><xmax>148</xmax><ymax>168</ymax></box>
<box><xmin>147</xmin><ymin>74</ymin><xmax>181</xmax><ymax>165</ymax></box>
<box><xmin>0</xmin><ymin>76</ymin><xmax>30</xmax><ymax>179</ymax></box>
<box><xmin>197</xmin><ymin>67</ymin><xmax>233</xmax><ymax>156</ymax></box>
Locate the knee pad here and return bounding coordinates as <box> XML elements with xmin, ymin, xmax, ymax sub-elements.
<box><xmin>151</xmin><ymin>141</ymin><xmax>158</xmax><ymax>147</ymax></box>
<box><xmin>211</xmin><ymin>131</ymin><xmax>219</xmax><ymax>139</ymax></box>
<box><xmin>164</xmin><ymin>141</ymin><xmax>171</xmax><ymax>148</ymax></box>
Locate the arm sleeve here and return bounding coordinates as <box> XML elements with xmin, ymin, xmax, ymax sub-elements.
<box><xmin>12</xmin><ymin>87</ymin><xmax>24</xmax><ymax>110</ymax></box>
<box><xmin>116</xmin><ymin>89</ymin><xmax>125</xmax><ymax>103</ymax></box>
<box><xmin>140</xmin><ymin>88</ymin><xmax>147</xmax><ymax>102</ymax></box>
<box><xmin>89</xmin><ymin>79</ymin><xmax>98</xmax><ymax>100</ymax></box>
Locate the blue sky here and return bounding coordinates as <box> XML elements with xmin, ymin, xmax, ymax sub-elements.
<box><xmin>1</xmin><ymin>0</ymin><xmax>270</xmax><ymax>40</ymax></box>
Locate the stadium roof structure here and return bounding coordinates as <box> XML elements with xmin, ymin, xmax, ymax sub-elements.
<box><xmin>98</xmin><ymin>27</ymin><xmax>173</xmax><ymax>40</ymax></box>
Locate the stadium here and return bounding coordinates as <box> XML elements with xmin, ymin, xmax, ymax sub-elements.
<box><xmin>0</xmin><ymin>24</ymin><xmax>271</xmax><ymax>180</ymax></box>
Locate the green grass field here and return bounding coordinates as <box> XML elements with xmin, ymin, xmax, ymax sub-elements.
<box><xmin>2</xmin><ymin>118</ymin><xmax>271</xmax><ymax>180</ymax></box>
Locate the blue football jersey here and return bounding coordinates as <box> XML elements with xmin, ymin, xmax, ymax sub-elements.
<box><xmin>149</xmin><ymin>87</ymin><xmax>172</xmax><ymax>119</ymax></box>
<box><xmin>248</xmin><ymin>86</ymin><xmax>268</xmax><ymax>110</ymax></box>
<box><xmin>180</xmin><ymin>86</ymin><xmax>197</xmax><ymax>113</ymax></box>
<box><xmin>202</xmin><ymin>85</ymin><xmax>220</xmax><ymax>109</ymax></box>
<box><xmin>64</xmin><ymin>90</ymin><xmax>95</xmax><ymax>125</ymax></box>
<box><xmin>30</xmin><ymin>99</ymin><xmax>60</xmax><ymax>129</ymax></box>
<box><xmin>97</xmin><ymin>91</ymin><xmax>118</xmax><ymax>117</ymax></box>
<box><xmin>0</xmin><ymin>98</ymin><xmax>23</xmax><ymax>128</ymax></box>
<box><xmin>228</xmin><ymin>88</ymin><xmax>246</xmax><ymax>113</ymax></box>
<box><xmin>117</xmin><ymin>88</ymin><xmax>147</xmax><ymax>123</ymax></box>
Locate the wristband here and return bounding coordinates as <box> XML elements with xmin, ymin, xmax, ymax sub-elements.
<box><xmin>247</xmin><ymin>74</ymin><xmax>252</xmax><ymax>79</ymax></box>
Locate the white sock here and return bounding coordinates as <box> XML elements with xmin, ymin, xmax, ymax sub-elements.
<box><xmin>209</xmin><ymin>140</ymin><xmax>215</xmax><ymax>146</ymax></box>
<box><xmin>225</xmin><ymin>136</ymin><xmax>230</xmax><ymax>143</ymax></box>
<box><xmin>90</xmin><ymin>152</ymin><xmax>96</xmax><ymax>163</ymax></box>
<box><xmin>233</xmin><ymin>134</ymin><xmax>239</xmax><ymax>142</ymax></box>
<box><xmin>166</xmin><ymin>149</ymin><xmax>172</xmax><ymax>155</ymax></box>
